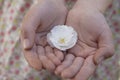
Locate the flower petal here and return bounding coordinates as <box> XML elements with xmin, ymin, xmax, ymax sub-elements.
<box><xmin>47</xmin><ymin>25</ymin><xmax>78</xmax><ymax>51</ymax></box>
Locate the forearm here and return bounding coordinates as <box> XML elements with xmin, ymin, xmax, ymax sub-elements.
<box><xmin>75</xmin><ymin>0</ymin><xmax>113</xmax><ymax>13</ymax></box>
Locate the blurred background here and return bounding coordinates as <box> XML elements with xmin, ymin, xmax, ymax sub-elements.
<box><xmin>0</xmin><ymin>0</ymin><xmax>120</xmax><ymax>80</ymax></box>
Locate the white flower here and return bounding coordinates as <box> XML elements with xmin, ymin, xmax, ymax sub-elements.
<box><xmin>47</xmin><ymin>25</ymin><xmax>78</xmax><ymax>51</ymax></box>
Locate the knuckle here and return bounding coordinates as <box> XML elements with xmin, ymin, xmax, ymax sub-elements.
<box><xmin>53</xmin><ymin>58</ymin><xmax>61</xmax><ymax>65</ymax></box>
<box><xmin>46</xmin><ymin>53</ymin><xmax>54</xmax><ymax>59</ymax></box>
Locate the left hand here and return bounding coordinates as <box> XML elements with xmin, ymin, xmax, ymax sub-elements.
<box><xmin>55</xmin><ymin>2</ymin><xmax>114</xmax><ymax>80</ymax></box>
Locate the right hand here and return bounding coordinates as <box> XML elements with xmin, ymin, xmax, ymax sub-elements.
<box><xmin>20</xmin><ymin>0</ymin><xmax>67</xmax><ymax>71</ymax></box>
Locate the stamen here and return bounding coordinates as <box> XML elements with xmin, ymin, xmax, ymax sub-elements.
<box><xmin>59</xmin><ymin>38</ymin><xmax>65</xmax><ymax>44</ymax></box>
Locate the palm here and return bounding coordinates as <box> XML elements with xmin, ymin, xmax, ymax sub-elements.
<box><xmin>67</xmin><ymin>8</ymin><xmax>113</xmax><ymax>62</ymax></box>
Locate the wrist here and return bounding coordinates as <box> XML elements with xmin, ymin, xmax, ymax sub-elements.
<box><xmin>72</xmin><ymin>0</ymin><xmax>99</xmax><ymax>14</ymax></box>
<box><xmin>74</xmin><ymin>0</ymin><xmax>113</xmax><ymax>13</ymax></box>
<box><xmin>38</xmin><ymin>0</ymin><xmax>66</xmax><ymax>5</ymax></box>
<box><xmin>52</xmin><ymin>0</ymin><xmax>66</xmax><ymax>5</ymax></box>
<box><xmin>51</xmin><ymin>0</ymin><xmax>66</xmax><ymax>9</ymax></box>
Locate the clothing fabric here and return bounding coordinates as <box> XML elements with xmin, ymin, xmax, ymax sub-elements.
<box><xmin>0</xmin><ymin>0</ymin><xmax>119</xmax><ymax>80</ymax></box>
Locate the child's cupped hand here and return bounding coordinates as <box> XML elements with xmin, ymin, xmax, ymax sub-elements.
<box><xmin>55</xmin><ymin>3</ymin><xmax>114</xmax><ymax>80</ymax></box>
<box><xmin>20</xmin><ymin>0</ymin><xmax>67</xmax><ymax>71</ymax></box>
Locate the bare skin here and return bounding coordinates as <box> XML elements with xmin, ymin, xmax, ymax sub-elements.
<box><xmin>21</xmin><ymin>0</ymin><xmax>114</xmax><ymax>80</ymax></box>
<box><xmin>55</xmin><ymin>0</ymin><xmax>114</xmax><ymax>79</ymax></box>
<box><xmin>20</xmin><ymin>0</ymin><xmax>67</xmax><ymax>70</ymax></box>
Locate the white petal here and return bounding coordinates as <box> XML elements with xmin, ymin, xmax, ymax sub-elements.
<box><xmin>47</xmin><ymin>25</ymin><xmax>78</xmax><ymax>51</ymax></box>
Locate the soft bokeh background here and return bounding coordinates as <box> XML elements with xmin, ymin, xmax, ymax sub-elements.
<box><xmin>0</xmin><ymin>0</ymin><xmax>120</xmax><ymax>80</ymax></box>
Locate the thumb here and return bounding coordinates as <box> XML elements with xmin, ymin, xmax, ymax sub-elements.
<box><xmin>21</xmin><ymin>26</ymin><xmax>35</xmax><ymax>50</ymax></box>
<box><xmin>94</xmin><ymin>47</ymin><xmax>114</xmax><ymax>65</ymax></box>
<box><xmin>94</xmin><ymin>30</ymin><xmax>114</xmax><ymax>65</ymax></box>
<box><xmin>21</xmin><ymin>4</ymin><xmax>42</xmax><ymax>49</ymax></box>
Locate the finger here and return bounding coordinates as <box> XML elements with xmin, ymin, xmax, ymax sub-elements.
<box><xmin>23</xmin><ymin>44</ymin><xmax>42</xmax><ymax>70</ymax></box>
<box><xmin>55</xmin><ymin>54</ymin><xmax>75</xmax><ymax>75</ymax></box>
<box><xmin>61</xmin><ymin>57</ymin><xmax>84</xmax><ymax>79</ymax></box>
<box><xmin>21</xmin><ymin>4</ymin><xmax>42</xmax><ymax>49</ymax></box>
<box><xmin>38</xmin><ymin>46</ymin><xmax>55</xmax><ymax>72</ymax></box>
<box><xmin>68</xmin><ymin>44</ymin><xmax>86</xmax><ymax>58</ymax></box>
<box><xmin>73</xmin><ymin>55</ymin><xmax>96</xmax><ymax>80</ymax></box>
<box><xmin>54</xmin><ymin>48</ymin><xmax>64</xmax><ymax>61</ymax></box>
<box><xmin>94</xmin><ymin>29</ymin><xmax>114</xmax><ymax>65</ymax></box>
<box><xmin>45</xmin><ymin>46</ymin><xmax>61</xmax><ymax>66</ymax></box>
<box><xmin>35</xmin><ymin>33</ymin><xmax>47</xmax><ymax>47</ymax></box>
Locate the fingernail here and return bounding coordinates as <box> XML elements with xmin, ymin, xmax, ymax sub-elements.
<box><xmin>23</xmin><ymin>39</ymin><xmax>30</xmax><ymax>49</ymax></box>
<box><xmin>97</xmin><ymin>57</ymin><xmax>104</xmax><ymax>64</ymax></box>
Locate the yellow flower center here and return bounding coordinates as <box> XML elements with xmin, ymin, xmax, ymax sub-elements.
<box><xmin>59</xmin><ymin>38</ymin><xmax>65</xmax><ymax>44</ymax></box>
